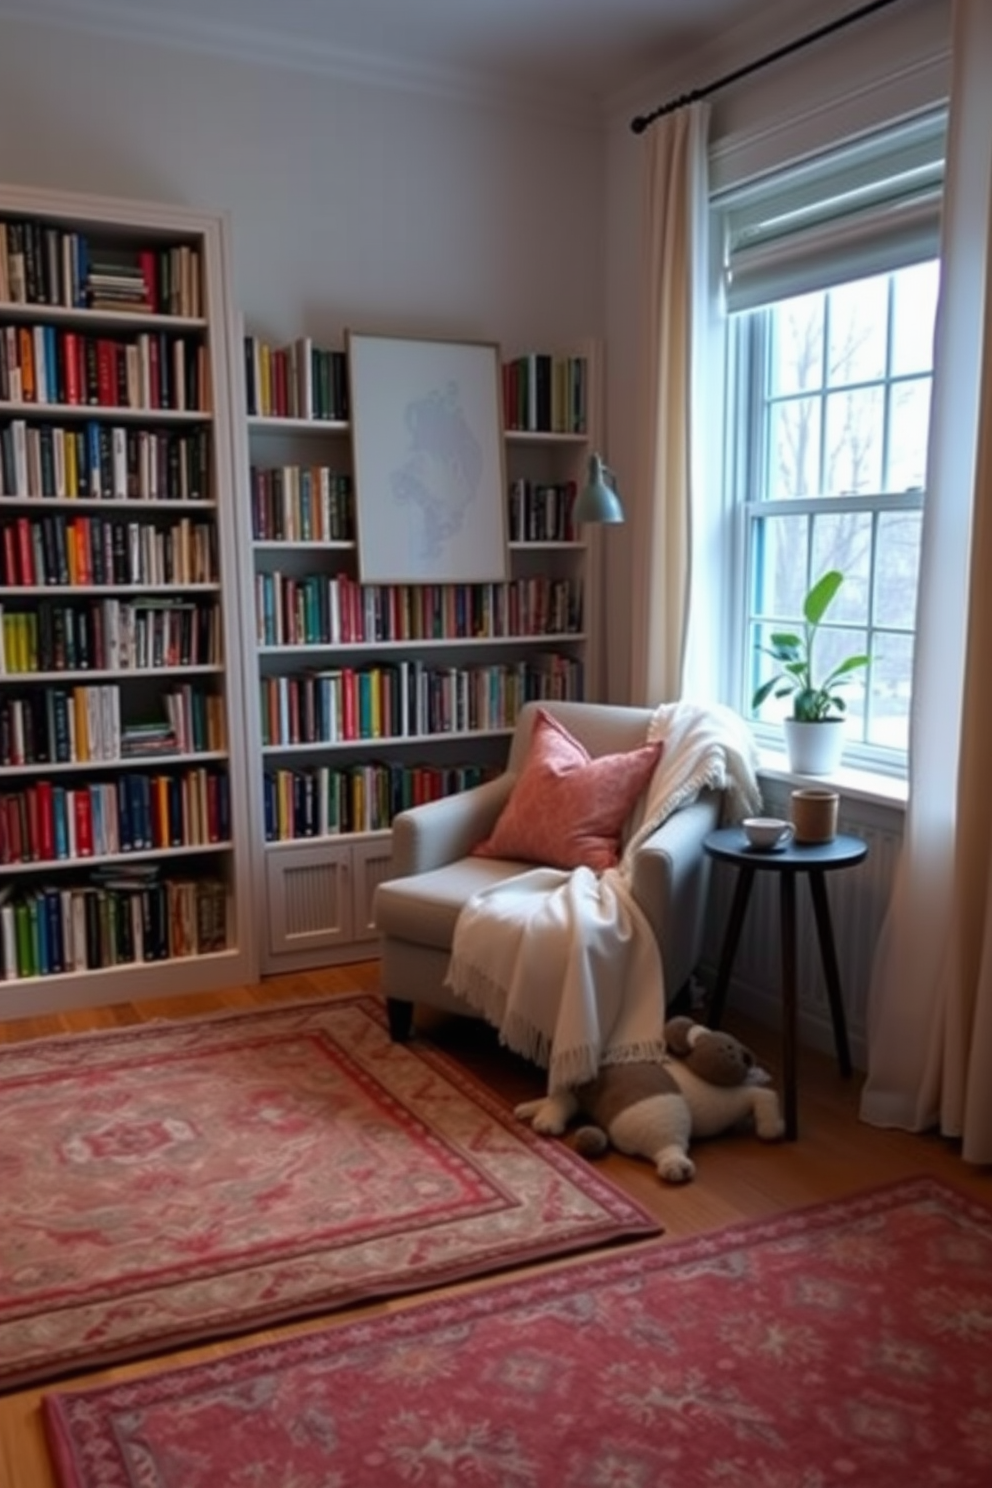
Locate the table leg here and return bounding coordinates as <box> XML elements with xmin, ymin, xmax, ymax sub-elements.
<box><xmin>780</xmin><ymin>871</ymin><xmax>798</xmax><ymax>1141</ymax></box>
<box><xmin>707</xmin><ymin>865</ymin><xmax>755</xmax><ymax>1030</ymax></box>
<box><xmin>808</xmin><ymin>870</ymin><xmax>853</xmax><ymax>1078</ymax></box>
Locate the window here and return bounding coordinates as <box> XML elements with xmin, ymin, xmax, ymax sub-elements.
<box><xmin>714</xmin><ymin>111</ymin><xmax>946</xmax><ymax>771</ymax></box>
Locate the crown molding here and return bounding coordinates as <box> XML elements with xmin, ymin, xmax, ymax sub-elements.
<box><xmin>0</xmin><ymin>0</ymin><xmax>606</xmax><ymax>126</ymax></box>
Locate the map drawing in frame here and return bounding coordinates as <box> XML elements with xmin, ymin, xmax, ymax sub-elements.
<box><xmin>347</xmin><ymin>332</ymin><xmax>509</xmax><ymax>584</ymax></box>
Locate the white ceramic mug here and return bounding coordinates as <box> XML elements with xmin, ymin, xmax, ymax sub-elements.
<box><xmin>742</xmin><ymin>816</ymin><xmax>795</xmax><ymax>851</ymax></box>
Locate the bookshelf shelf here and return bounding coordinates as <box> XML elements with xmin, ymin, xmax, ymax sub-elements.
<box><xmin>0</xmin><ymin>404</ymin><xmax>211</xmax><ymax>425</ymax></box>
<box><xmin>506</xmin><ymin>430</ymin><xmax>588</xmax><ymax>446</ymax></box>
<box><xmin>260</xmin><ymin>727</ymin><xmax>516</xmax><ymax>756</ymax></box>
<box><xmin>265</xmin><ymin>826</ymin><xmax>390</xmax><ymax>853</ymax></box>
<box><xmin>233</xmin><ymin>329</ymin><xmax>597</xmax><ymax>973</ymax></box>
<box><xmin>248</xmin><ymin>416</ymin><xmax>349</xmax><ymax>435</ymax></box>
<box><xmin>0</xmin><ymin>840</ymin><xmax>234</xmax><ymax>875</ymax></box>
<box><xmin>256</xmin><ymin>633</ymin><xmax>588</xmax><ymax>658</ymax></box>
<box><xmin>0</xmin><ymin>583</ymin><xmax>220</xmax><ymax>596</ymax></box>
<box><xmin>0</xmin><ymin>665</ymin><xmax>222</xmax><ymax>682</ymax></box>
<box><xmin>0</xmin><ymin>300</ymin><xmax>208</xmax><ymax>332</ymax></box>
<box><xmin>252</xmin><ymin>540</ymin><xmax>355</xmax><ymax>553</ymax></box>
<box><xmin>0</xmin><ymin>497</ymin><xmax>217</xmax><ymax>511</ymax></box>
<box><xmin>0</xmin><ymin>182</ymin><xmax>255</xmax><ymax>1004</ymax></box>
<box><xmin>0</xmin><ymin>941</ymin><xmax>243</xmax><ymax>1021</ymax></box>
<box><xmin>0</xmin><ymin>749</ymin><xmax>228</xmax><ymax>777</ymax></box>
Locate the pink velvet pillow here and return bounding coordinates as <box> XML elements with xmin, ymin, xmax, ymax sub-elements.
<box><xmin>473</xmin><ymin>708</ymin><xmax>663</xmax><ymax>872</ymax></box>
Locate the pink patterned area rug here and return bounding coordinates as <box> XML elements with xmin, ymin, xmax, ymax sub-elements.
<box><xmin>0</xmin><ymin>996</ymin><xmax>658</xmax><ymax>1391</ymax></box>
<box><xmin>43</xmin><ymin>1178</ymin><xmax>992</xmax><ymax>1488</ymax></box>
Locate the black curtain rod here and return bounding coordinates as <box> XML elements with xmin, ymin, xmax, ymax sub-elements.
<box><xmin>630</xmin><ymin>0</ymin><xmax>905</xmax><ymax>135</ymax></box>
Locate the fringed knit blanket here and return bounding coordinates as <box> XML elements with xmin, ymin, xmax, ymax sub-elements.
<box><xmin>445</xmin><ymin>702</ymin><xmax>761</xmax><ymax>1093</ymax></box>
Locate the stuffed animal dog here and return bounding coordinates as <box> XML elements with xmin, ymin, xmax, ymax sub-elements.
<box><xmin>515</xmin><ymin>1016</ymin><xmax>784</xmax><ymax>1183</ymax></box>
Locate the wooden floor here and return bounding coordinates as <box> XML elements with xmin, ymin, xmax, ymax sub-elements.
<box><xmin>1</xmin><ymin>961</ymin><xmax>990</xmax><ymax>1487</ymax></box>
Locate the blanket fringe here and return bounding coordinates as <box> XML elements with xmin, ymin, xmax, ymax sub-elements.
<box><xmin>445</xmin><ymin>956</ymin><xmax>667</xmax><ymax>1094</ymax></box>
<box><xmin>599</xmin><ymin>1039</ymin><xmax>668</xmax><ymax>1069</ymax></box>
<box><xmin>445</xmin><ymin>958</ymin><xmax>551</xmax><ymax>1071</ymax></box>
<box><xmin>550</xmin><ymin>1038</ymin><xmax>668</xmax><ymax>1094</ymax></box>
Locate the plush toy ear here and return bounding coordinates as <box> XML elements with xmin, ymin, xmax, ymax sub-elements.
<box><xmin>664</xmin><ymin>1016</ymin><xmax>697</xmax><ymax>1057</ymax></box>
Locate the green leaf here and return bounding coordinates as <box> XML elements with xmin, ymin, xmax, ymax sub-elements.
<box><xmin>803</xmin><ymin>569</ymin><xmax>843</xmax><ymax>626</ymax></box>
<box><xmin>822</xmin><ymin>654</ymin><xmax>870</xmax><ymax>684</ymax></box>
<box><xmin>751</xmin><ymin>677</ymin><xmax>779</xmax><ymax>709</ymax></box>
<box><xmin>767</xmin><ymin>632</ymin><xmax>802</xmax><ymax>656</ymax></box>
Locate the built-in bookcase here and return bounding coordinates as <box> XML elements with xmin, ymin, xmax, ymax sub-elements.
<box><xmin>0</xmin><ymin>183</ymin><xmax>255</xmax><ymax>1015</ymax></box>
<box><xmin>237</xmin><ymin>332</ymin><xmax>597</xmax><ymax>972</ymax></box>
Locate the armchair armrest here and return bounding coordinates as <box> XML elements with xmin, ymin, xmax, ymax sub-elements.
<box><xmin>388</xmin><ymin>774</ymin><xmax>515</xmax><ymax>877</ymax></box>
<box><xmin>629</xmin><ymin>791</ymin><xmax>722</xmax><ymax>997</ymax></box>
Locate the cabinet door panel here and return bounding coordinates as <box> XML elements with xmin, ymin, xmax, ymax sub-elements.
<box><xmin>265</xmin><ymin>842</ymin><xmax>352</xmax><ymax>956</ymax></box>
<box><xmin>350</xmin><ymin>838</ymin><xmax>393</xmax><ymax>943</ymax></box>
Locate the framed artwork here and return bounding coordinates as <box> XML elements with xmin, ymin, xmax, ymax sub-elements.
<box><xmin>347</xmin><ymin>332</ymin><xmax>508</xmax><ymax>584</ymax></box>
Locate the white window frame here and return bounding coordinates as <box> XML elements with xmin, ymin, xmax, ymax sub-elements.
<box><xmin>711</xmin><ymin>109</ymin><xmax>946</xmax><ymax>777</ymax></box>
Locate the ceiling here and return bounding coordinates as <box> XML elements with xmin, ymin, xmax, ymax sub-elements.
<box><xmin>1</xmin><ymin>0</ymin><xmax>858</xmax><ymax>112</ymax></box>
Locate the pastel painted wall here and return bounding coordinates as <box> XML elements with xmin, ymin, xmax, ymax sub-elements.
<box><xmin>0</xmin><ymin>1</ymin><xmax>955</xmax><ymax>1041</ymax></box>
<box><xmin>0</xmin><ymin>15</ymin><xmax>605</xmax><ymax>358</ymax></box>
<box><xmin>0</xmin><ymin>4</ymin><xmax>953</xmax><ymax>707</ymax></box>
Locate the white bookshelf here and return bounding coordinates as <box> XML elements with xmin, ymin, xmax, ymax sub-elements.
<box><xmin>236</xmin><ymin>333</ymin><xmax>597</xmax><ymax>973</ymax></box>
<box><xmin>0</xmin><ymin>182</ymin><xmax>256</xmax><ymax>1014</ymax></box>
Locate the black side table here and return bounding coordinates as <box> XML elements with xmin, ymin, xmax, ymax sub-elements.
<box><xmin>703</xmin><ymin>827</ymin><xmax>868</xmax><ymax>1141</ymax></box>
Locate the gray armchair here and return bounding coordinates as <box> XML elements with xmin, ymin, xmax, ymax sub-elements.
<box><xmin>373</xmin><ymin>699</ymin><xmax>721</xmax><ymax>1042</ymax></box>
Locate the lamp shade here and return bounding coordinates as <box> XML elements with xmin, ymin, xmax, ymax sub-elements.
<box><xmin>574</xmin><ymin>453</ymin><xmax>625</xmax><ymax>524</ymax></box>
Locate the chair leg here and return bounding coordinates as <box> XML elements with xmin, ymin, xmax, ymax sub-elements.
<box><xmin>386</xmin><ymin>998</ymin><xmax>415</xmax><ymax>1043</ymax></box>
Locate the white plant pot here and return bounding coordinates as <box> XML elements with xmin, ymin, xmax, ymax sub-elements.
<box><xmin>783</xmin><ymin>718</ymin><xmax>845</xmax><ymax>776</ymax></box>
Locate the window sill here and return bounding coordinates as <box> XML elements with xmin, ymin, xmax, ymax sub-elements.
<box><xmin>756</xmin><ymin>748</ymin><xmax>908</xmax><ymax>812</ymax></box>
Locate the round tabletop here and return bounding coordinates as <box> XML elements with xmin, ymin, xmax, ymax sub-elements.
<box><xmin>704</xmin><ymin>826</ymin><xmax>868</xmax><ymax>872</ymax></box>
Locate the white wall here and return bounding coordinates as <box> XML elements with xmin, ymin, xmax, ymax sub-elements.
<box><xmin>0</xmin><ymin>2</ymin><xmax>954</xmax><ymax>1043</ymax></box>
<box><xmin>0</xmin><ymin>4</ymin><xmax>953</xmax><ymax>708</ymax></box>
<box><xmin>0</xmin><ymin>16</ymin><xmax>605</xmax><ymax>357</ymax></box>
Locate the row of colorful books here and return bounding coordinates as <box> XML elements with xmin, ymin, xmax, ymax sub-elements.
<box><xmin>263</xmin><ymin>760</ymin><xmax>496</xmax><ymax>840</ymax></box>
<box><xmin>0</xmin><ymin>598</ymin><xmax>222</xmax><ymax>674</ymax></box>
<box><xmin>507</xmin><ymin>477</ymin><xmax>580</xmax><ymax>543</ymax></box>
<box><xmin>260</xmin><ymin>655</ymin><xmax>583</xmax><ymax>746</ymax></box>
<box><xmin>0</xmin><ymin>220</ymin><xmax>202</xmax><ymax>318</ymax></box>
<box><xmin>250</xmin><ymin>464</ymin><xmax>354</xmax><ymax>543</ymax></box>
<box><xmin>0</xmin><ymin>682</ymin><xmax>224</xmax><ymax>767</ymax></box>
<box><xmin>502</xmin><ymin>353</ymin><xmax>587</xmax><ymax>434</ymax></box>
<box><xmin>244</xmin><ymin>335</ymin><xmax>348</xmax><ymax>422</ymax></box>
<box><xmin>0</xmin><ymin>324</ymin><xmax>209</xmax><ymax>413</ymax></box>
<box><xmin>0</xmin><ymin>872</ymin><xmax>226</xmax><ymax>982</ymax></box>
<box><xmin>0</xmin><ymin>513</ymin><xmax>217</xmax><ymax>588</ymax></box>
<box><xmin>254</xmin><ymin>572</ymin><xmax>583</xmax><ymax>648</ymax></box>
<box><xmin>0</xmin><ymin>420</ymin><xmax>212</xmax><ymax>503</ymax></box>
<box><xmin>0</xmin><ymin>766</ymin><xmax>230</xmax><ymax>864</ymax></box>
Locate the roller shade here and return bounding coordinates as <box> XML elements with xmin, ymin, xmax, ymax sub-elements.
<box><xmin>716</xmin><ymin>108</ymin><xmax>946</xmax><ymax>312</ymax></box>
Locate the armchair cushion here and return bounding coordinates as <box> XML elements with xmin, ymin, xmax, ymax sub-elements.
<box><xmin>472</xmin><ymin>708</ymin><xmax>663</xmax><ymax>872</ymax></box>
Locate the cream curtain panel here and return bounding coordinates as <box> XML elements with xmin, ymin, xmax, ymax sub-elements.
<box><xmin>860</xmin><ymin>0</ymin><xmax>992</xmax><ymax>1164</ymax></box>
<box><xmin>630</xmin><ymin>103</ymin><xmax>709</xmax><ymax>706</ymax></box>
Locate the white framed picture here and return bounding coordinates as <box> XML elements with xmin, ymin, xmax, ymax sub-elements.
<box><xmin>347</xmin><ymin>331</ymin><xmax>509</xmax><ymax>584</ymax></box>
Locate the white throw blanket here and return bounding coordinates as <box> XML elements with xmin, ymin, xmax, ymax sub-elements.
<box><xmin>444</xmin><ymin>701</ymin><xmax>761</xmax><ymax>1093</ymax></box>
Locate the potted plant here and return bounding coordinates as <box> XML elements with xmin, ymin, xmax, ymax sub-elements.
<box><xmin>751</xmin><ymin>569</ymin><xmax>869</xmax><ymax>775</ymax></box>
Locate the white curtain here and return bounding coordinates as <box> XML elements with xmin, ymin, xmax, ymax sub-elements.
<box><xmin>630</xmin><ymin>102</ymin><xmax>710</xmax><ymax>706</ymax></box>
<box><xmin>860</xmin><ymin>0</ymin><xmax>992</xmax><ymax>1164</ymax></box>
